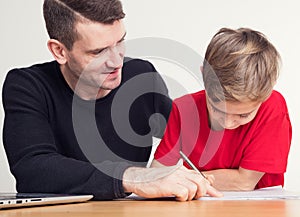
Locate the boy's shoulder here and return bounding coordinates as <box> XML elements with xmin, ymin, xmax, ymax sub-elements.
<box><xmin>256</xmin><ymin>90</ymin><xmax>289</xmax><ymax>124</ymax></box>
<box><xmin>174</xmin><ymin>90</ymin><xmax>206</xmax><ymax>103</ymax></box>
<box><xmin>262</xmin><ymin>90</ymin><xmax>288</xmax><ymax>111</ymax></box>
<box><xmin>172</xmin><ymin>90</ymin><xmax>206</xmax><ymax>112</ymax></box>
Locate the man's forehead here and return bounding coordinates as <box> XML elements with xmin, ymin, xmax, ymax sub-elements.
<box><xmin>74</xmin><ymin>20</ymin><xmax>126</xmax><ymax>48</ymax></box>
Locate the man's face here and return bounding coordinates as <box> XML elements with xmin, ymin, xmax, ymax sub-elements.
<box><xmin>206</xmin><ymin>95</ymin><xmax>261</xmax><ymax>130</ymax></box>
<box><xmin>63</xmin><ymin>20</ymin><xmax>126</xmax><ymax>96</ymax></box>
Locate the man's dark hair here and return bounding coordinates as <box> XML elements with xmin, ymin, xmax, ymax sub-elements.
<box><xmin>43</xmin><ymin>0</ymin><xmax>125</xmax><ymax>50</ymax></box>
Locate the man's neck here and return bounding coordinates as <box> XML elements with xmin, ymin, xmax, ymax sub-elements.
<box><xmin>60</xmin><ymin>64</ymin><xmax>111</xmax><ymax>100</ymax></box>
<box><xmin>74</xmin><ymin>86</ymin><xmax>111</xmax><ymax>101</ymax></box>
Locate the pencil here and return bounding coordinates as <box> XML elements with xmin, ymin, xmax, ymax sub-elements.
<box><xmin>179</xmin><ymin>151</ymin><xmax>207</xmax><ymax>179</ymax></box>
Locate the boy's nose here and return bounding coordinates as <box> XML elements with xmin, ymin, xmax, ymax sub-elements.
<box><xmin>223</xmin><ymin>115</ymin><xmax>238</xmax><ymax>129</ymax></box>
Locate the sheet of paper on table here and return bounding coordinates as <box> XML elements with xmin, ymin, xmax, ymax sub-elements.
<box><xmin>121</xmin><ymin>186</ymin><xmax>300</xmax><ymax>200</ymax></box>
<box><xmin>124</xmin><ymin>186</ymin><xmax>300</xmax><ymax>201</ymax></box>
<box><xmin>199</xmin><ymin>186</ymin><xmax>300</xmax><ymax>200</ymax></box>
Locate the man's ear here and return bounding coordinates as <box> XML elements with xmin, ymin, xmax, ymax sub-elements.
<box><xmin>200</xmin><ymin>65</ymin><xmax>203</xmax><ymax>73</ymax></box>
<box><xmin>47</xmin><ymin>39</ymin><xmax>68</xmax><ymax>64</ymax></box>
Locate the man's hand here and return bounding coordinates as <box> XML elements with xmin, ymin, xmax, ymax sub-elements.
<box><xmin>122</xmin><ymin>160</ymin><xmax>222</xmax><ymax>201</ymax></box>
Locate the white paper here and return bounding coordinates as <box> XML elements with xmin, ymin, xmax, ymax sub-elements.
<box><xmin>199</xmin><ymin>186</ymin><xmax>300</xmax><ymax>200</ymax></box>
<box><xmin>123</xmin><ymin>186</ymin><xmax>300</xmax><ymax>201</ymax></box>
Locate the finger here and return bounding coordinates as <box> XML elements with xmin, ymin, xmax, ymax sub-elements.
<box><xmin>179</xmin><ymin>170</ymin><xmax>208</xmax><ymax>198</ymax></box>
<box><xmin>205</xmin><ymin>174</ymin><xmax>215</xmax><ymax>185</ymax></box>
<box><xmin>176</xmin><ymin>181</ymin><xmax>199</xmax><ymax>201</ymax></box>
<box><xmin>171</xmin><ymin>184</ymin><xmax>189</xmax><ymax>202</ymax></box>
<box><xmin>165</xmin><ymin>175</ymin><xmax>199</xmax><ymax>201</ymax></box>
<box><xmin>152</xmin><ymin>178</ymin><xmax>192</xmax><ymax>201</ymax></box>
<box><xmin>206</xmin><ymin>184</ymin><xmax>223</xmax><ymax>197</ymax></box>
<box><xmin>193</xmin><ymin>179</ymin><xmax>208</xmax><ymax>199</ymax></box>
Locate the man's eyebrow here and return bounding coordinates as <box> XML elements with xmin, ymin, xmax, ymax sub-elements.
<box><xmin>118</xmin><ymin>32</ymin><xmax>127</xmax><ymax>42</ymax></box>
<box><xmin>88</xmin><ymin>32</ymin><xmax>127</xmax><ymax>53</ymax></box>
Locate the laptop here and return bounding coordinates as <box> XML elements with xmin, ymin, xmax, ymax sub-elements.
<box><xmin>0</xmin><ymin>193</ymin><xmax>93</xmax><ymax>209</ymax></box>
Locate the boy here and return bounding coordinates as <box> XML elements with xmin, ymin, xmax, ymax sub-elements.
<box><xmin>151</xmin><ymin>28</ymin><xmax>292</xmax><ymax>191</ymax></box>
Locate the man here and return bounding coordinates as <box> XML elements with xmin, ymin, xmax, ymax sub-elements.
<box><xmin>2</xmin><ymin>0</ymin><xmax>221</xmax><ymax>201</ymax></box>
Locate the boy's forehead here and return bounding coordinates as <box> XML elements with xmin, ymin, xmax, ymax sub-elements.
<box><xmin>206</xmin><ymin>96</ymin><xmax>261</xmax><ymax>115</ymax></box>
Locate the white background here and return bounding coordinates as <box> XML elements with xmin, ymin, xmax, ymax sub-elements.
<box><xmin>0</xmin><ymin>0</ymin><xmax>299</xmax><ymax>192</ymax></box>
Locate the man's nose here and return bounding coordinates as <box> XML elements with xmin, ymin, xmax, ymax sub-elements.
<box><xmin>106</xmin><ymin>46</ymin><xmax>124</xmax><ymax>69</ymax></box>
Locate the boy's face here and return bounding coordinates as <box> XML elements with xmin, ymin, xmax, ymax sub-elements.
<box><xmin>206</xmin><ymin>95</ymin><xmax>261</xmax><ymax>130</ymax></box>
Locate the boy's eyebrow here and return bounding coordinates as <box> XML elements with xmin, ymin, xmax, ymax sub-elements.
<box><xmin>87</xmin><ymin>32</ymin><xmax>127</xmax><ymax>53</ymax></box>
<box><xmin>207</xmin><ymin>99</ymin><xmax>255</xmax><ymax>116</ymax></box>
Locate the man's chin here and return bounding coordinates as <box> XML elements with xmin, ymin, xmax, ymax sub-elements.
<box><xmin>101</xmin><ymin>79</ymin><xmax>122</xmax><ymax>91</ymax></box>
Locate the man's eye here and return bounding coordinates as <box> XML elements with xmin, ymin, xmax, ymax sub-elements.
<box><xmin>92</xmin><ymin>47</ymin><xmax>109</xmax><ymax>55</ymax></box>
<box><xmin>93</xmin><ymin>49</ymin><xmax>105</xmax><ymax>55</ymax></box>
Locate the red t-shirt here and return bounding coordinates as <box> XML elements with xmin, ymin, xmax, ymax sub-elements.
<box><xmin>154</xmin><ymin>90</ymin><xmax>292</xmax><ymax>189</ymax></box>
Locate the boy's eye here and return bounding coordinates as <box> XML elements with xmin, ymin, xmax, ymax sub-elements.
<box><xmin>211</xmin><ymin>107</ymin><xmax>218</xmax><ymax>113</ymax></box>
<box><xmin>212</xmin><ymin>107</ymin><xmax>223</xmax><ymax>114</ymax></box>
<box><xmin>239</xmin><ymin>114</ymin><xmax>250</xmax><ymax>119</ymax></box>
<box><xmin>212</xmin><ymin>106</ymin><xmax>250</xmax><ymax>119</ymax></box>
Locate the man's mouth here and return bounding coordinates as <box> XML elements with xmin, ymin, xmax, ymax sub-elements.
<box><xmin>109</xmin><ymin>69</ymin><xmax>119</xmax><ymax>74</ymax></box>
<box><xmin>103</xmin><ymin>68</ymin><xmax>121</xmax><ymax>75</ymax></box>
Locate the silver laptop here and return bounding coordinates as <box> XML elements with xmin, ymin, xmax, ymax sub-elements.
<box><xmin>0</xmin><ymin>193</ymin><xmax>93</xmax><ymax>209</ymax></box>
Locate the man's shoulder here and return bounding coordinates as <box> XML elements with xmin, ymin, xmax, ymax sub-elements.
<box><xmin>3</xmin><ymin>61</ymin><xmax>59</xmax><ymax>94</ymax></box>
<box><xmin>123</xmin><ymin>57</ymin><xmax>156</xmax><ymax>74</ymax></box>
<box><xmin>6</xmin><ymin>61</ymin><xmax>57</xmax><ymax>79</ymax></box>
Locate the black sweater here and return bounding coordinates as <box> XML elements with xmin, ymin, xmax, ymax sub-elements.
<box><xmin>2</xmin><ymin>58</ymin><xmax>171</xmax><ymax>200</ymax></box>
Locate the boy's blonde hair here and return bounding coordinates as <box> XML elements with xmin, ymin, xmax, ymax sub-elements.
<box><xmin>202</xmin><ymin>28</ymin><xmax>281</xmax><ymax>103</ymax></box>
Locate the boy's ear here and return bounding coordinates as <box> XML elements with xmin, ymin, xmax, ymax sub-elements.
<box><xmin>47</xmin><ymin>39</ymin><xmax>68</xmax><ymax>65</ymax></box>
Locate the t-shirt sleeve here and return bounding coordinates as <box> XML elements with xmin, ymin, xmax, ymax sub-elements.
<box><xmin>154</xmin><ymin>102</ymin><xmax>181</xmax><ymax>165</ymax></box>
<box><xmin>240</xmin><ymin>112</ymin><xmax>292</xmax><ymax>174</ymax></box>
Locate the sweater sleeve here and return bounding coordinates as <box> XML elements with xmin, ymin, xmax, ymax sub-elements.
<box><xmin>151</xmin><ymin>62</ymin><xmax>172</xmax><ymax>138</ymax></box>
<box><xmin>2</xmin><ymin>69</ymin><xmax>131</xmax><ymax>200</ymax></box>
